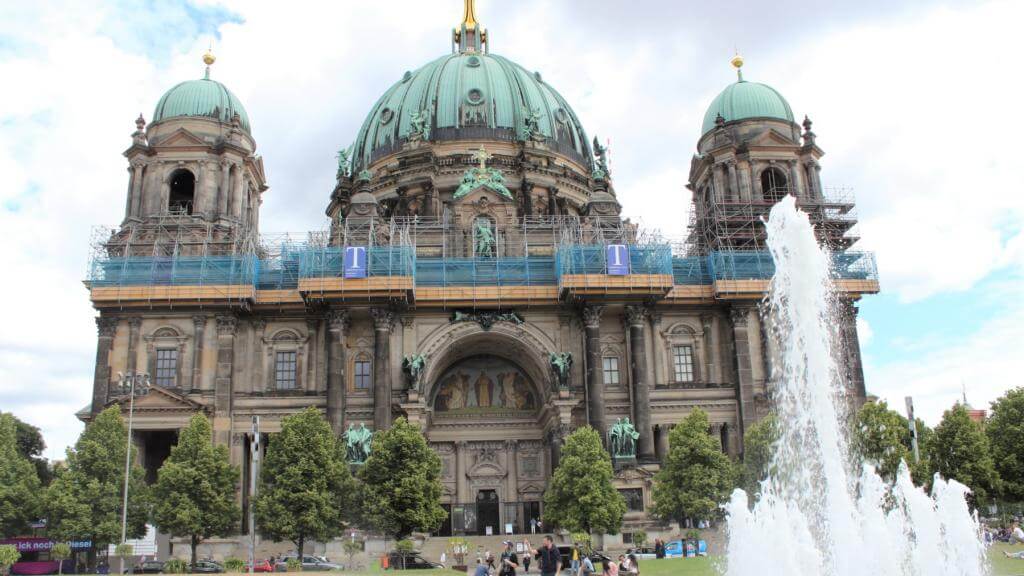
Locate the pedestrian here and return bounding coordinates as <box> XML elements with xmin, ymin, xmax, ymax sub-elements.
<box><xmin>570</xmin><ymin>544</ymin><xmax>580</xmax><ymax>575</ymax></box>
<box><xmin>474</xmin><ymin>558</ymin><xmax>490</xmax><ymax>576</ymax></box>
<box><xmin>525</xmin><ymin>536</ymin><xmax>561</xmax><ymax>576</ymax></box>
<box><xmin>499</xmin><ymin>541</ymin><xmax>519</xmax><ymax>576</ymax></box>
<box><xmin>654</xmin><ymin>539</ymin><xmax>664</xmax><ymax>559</ymax></box>
<box><xmin>523</xmin><ymin>551</ymin><xmax>531</xmax><ymax>574</ymax></box>
<box><xmin>440</xmin><ymin>550</ymin><xmax>447</xmax><ymax>568</ymax></box>
<box><xmin>1012</xmin><ymin>521</ymin><xmax>1024</xmax><ymax>544</ymax></box>
<box><xmin>486</xmin><ymin>551</ymin><xmax>496</xmax><ymax>572</ymax></box>
<box><xmin>577</xmin><ymin>551</ymin><xmax>594</xmax><ymax>576</ymax></box>
<box><xmin>603</xmin><ymin>558</ymin><xmax>618</xmax><ymax>576</ymax></box>
<box><xmin>530</xmin><ymin>518</ymin><xmax>537</xmax><ymax>535</ymax></box>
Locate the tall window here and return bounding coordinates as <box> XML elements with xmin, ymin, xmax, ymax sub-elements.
<box><xmin>275</xmin><ymin>351</ymin><xmax>297</xmax><ymax>390</ymax></box>
<box><xmin>167</xmin><ymin>169</ymin><xmax>195</xmax><ymax>214</ymax></box>
<box><xmin>672</xmin><ymin>345</ymin><xmax>694</xmax><ymax>383</ymax></box>
<box><xmin>619</xmin><ymin>488</ymin><xmax>644</xmax><ymax>512</ymax></box>
<box><xmin>155</xmin><ymin>349</ymin><xmax>178</xmax><ymax>387</ymax></box>
<box><xmin>354</xmin><ymin>359</ymin><xmax>371</xmax><ymax>390</ymax></box>
<box><xmin>602</xmin><ymin>357</ymin><xmax>620</xmax><ymax>386</ymax></box>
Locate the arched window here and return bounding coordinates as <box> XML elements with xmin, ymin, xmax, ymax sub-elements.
<box><xmin>168</xmin><ymin>169</ymin><xmax>195</xmax><ymax>214</ymax></box>
<box><xmin>761</xmin><ymin>167</ymin><xmax>788</xmax><ymax>203</ymax></box>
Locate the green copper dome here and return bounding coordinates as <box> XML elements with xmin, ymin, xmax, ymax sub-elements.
<box><xmin>153</xmin><ymin>76</ymin><xmax>251</xmax><ymax>133</ymax></box>
<box><xmin>350</xmin><ymin>51</ymin><xmax>592</xmax><ymax>171</ymax></box>
<box><xmin>701</xmin><ymin>79</ymin><xmax>794</xmax><ymax>135</ymax></box>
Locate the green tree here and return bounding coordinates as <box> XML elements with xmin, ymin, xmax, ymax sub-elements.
<box><xmin>1</xmin><ymin>413</ymin><xmax>51</xmax><ymax>486</ymax></box>
<box><xmin>541</xmin><ymin>426</ymin><xmax>625</xmax><ymax>534</ymax></box>
<box><xmin>0</xmin><ymin>544</ymin><xmax>20</xmax><ymax>576</ymax></box>
<box><xmin>0</xmin><ymin>413</ymin><xmax>42</xmax><ymax>537</ymax></box>
<box><xmin>739</xmin><ymin>413</ymin><xmax>779</xmax><ymax>497</ymax></box>
<box><xmin>987</xmin><ymin>387</ymin><xmax>1024</xmax><ymax>501</ymax></box>
<box><xmin>359</xmin><ymin>417</ymin><xmax>446</xmax><ymax>540</ymax></box>
<box><xmin>652</xmin><ymin>409</ymin><xmax>735</xmax><ymax>525</ymax></box>
<box><xmin>152</xmin><ymin>414</ymin><xmax>240</xmax><ymax>566</ymax></box>
<box><xmin>44</xmin><ymin>406</ymin><xmax>149</xmax><ymax>565</ymax></box>
<box><xmin>254</xmin><ymin>408</ymin><xmax>355</xmax><ymax>558</ymax></box>
<box><xmin>852</xmin><ymin>401</ymin><xmax>911</xmax><ymax>480</ymax></box>
<box><xmin>51</xmin><ymin>543</ymin><xmax>71</xmax><ymax>576</ymax></box>
<box><xmin>928</xmin><ymin>404</ymin><xmax>999</xmax><ymax>507</ymax></box>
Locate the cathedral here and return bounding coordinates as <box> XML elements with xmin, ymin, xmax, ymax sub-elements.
<box><xmin>80</xmin><ymin>1</ymin><xmax>877</xmax><ymax>549</ymax></box>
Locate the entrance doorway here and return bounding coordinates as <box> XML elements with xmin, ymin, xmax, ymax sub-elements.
<box><xmin>476</xmin><ymin>490</ymin><xmax>500</xmax><ymax>536</ymax></box>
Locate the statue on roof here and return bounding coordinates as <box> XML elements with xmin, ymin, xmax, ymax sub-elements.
<box><xmin>474</xmin><ymin>218</ymin><xmax>495</xmax><ymax>257</ymax></box>
<box><xmin>608</xmin><ymin>417</ymin><xmax>639</xmax><ymax>459</ymax></box>
<box><xmin>402</xmin><ymin>354</ymin><xmax>427</xmax><ymax>392</ymax></box>
<box><xmin>336</xmin><ymin>147</ymin><xmax>351</xmax><ymax>180</ymax></box>
<box><xmin>409</xmin><ymin>108</ymin><xmax>432</xmax><ymax>142</ymax></box>
<box><xmin>549</xmin><ymin>352</ymin><xmax>573</xmax><ymax>390</ymax></box>
<box><xmin>344</xmin><ymin>423</ymin><xmax>374</xmax><ymax>465</ymax></box>
<box><xmin>593</xmin><ymin>136</ymin><xmax>610</xmax><ymax>177</ymax></box>
<box><xmin>520</xmin><ymin>106</ymin><xmax>545</xmax><ymax>142</ymax></box>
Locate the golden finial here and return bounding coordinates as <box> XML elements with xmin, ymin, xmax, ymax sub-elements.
<box><xmin>203</xmin><ymin>48</ymin><xmax>216</xmax><ymax>67</ymax></box>
<box><xmin>730</xmin><ymin>51</ymin><xmax>744</xmax><ymax>81</ymax></box>
<box><xmin>462</xmin><ymin>0</ymin><xmax>478</xmax><ymax>29</ymax></box>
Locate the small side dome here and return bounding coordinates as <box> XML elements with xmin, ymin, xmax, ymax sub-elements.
<box><xmin>152</xmin><ymin>53</ymin><xmax>251</xmax><ymax>133</ymax></box>
<box><xmin>701</xmin><ymin>80</ymin><xmax>794</xmax><ymax>135</ymax></box>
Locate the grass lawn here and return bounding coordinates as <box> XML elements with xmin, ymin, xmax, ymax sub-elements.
<box><xmin>990</xmin><ymin>542</ymin><xmax>1024</xmax><ymax>576</ymax></box>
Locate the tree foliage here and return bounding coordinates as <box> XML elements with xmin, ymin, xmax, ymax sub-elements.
<box><xmin>51</xmin><ymin>543</ymin><xmax>71</xmax><ymax>576</ymax></box>
<box><xmin>1</xmin><ymin>413</ymin><xmax>50</xmax><ymax>486</ymax></box>
<box><xmin>359</xmin><ymin>417</ymin><xmax>446</xmax><ymax>539</ymax></box>
<box><xmin>152</xmin><ymin>414</ymin><xmax>240</xmax><ymax>565</ymax></box>
<box><xmin>0</xmin><ymin>414</ymin><xmax>42</xmax><ymax>537</ymax></box>
<box><xmin>542</xmin><ymin>426</ymin><xmax>625</xmax><ymax>534</ymax></box>
<box><xmin>739</xmin><ymin>413</ymin><xmax>779</xmax><ymax>497</ymax></box>
<box><xmin>652</xmin><ymin>409</ymin><xmax>736</xmax><ymax>524</ymax></box>
<box><xmin>987</xmin><ymin>387</ymin><xmax>1024</xmax><ymax>501</ymax></box>
<box><xmin>0</xmin><ymin>545</ymin><xmax>21</xmax><ymax>575</ymax></box>
<box><xmin>44</xmin><ymin>406</ymin><xmax>149</xmax><ymax>554</ymax></box>
<box><xmin>254</xmin><ymin>408</ymin><xmax>354</xmax><ymax>557</ymax></box>
<box><xmin>852</xmin><ymin>401</ymin><xmax>911</xmax><ymax>480</ymax></box>
<box><xmin>928</xmin><ymin>404</ymin><xmax>999</xmax><ymax>507</ymax></box>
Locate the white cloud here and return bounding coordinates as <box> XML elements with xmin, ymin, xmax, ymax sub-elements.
<box><xmin>0</xmin><ymin>0</ymin><xmax>1021</xmax><ymax>456</ymax></box>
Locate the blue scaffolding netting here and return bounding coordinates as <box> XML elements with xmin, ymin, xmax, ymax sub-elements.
<box><xmin>88</xmin><ymin>245</ymin><xmax>877</xmax><ymax>291</ymax></box>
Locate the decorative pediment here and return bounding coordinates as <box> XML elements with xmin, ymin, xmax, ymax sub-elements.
<box><xmin>517</xmin><ymin>482</ymin><xmax>545</xmax><ymax>495</ymax></box>
<box><xmin>108</xmin><ymin>385</ymin><xmax>206</xmax><ymax>413</ymax></box>
<box><xmin>467</xmin><ymin>460</ymin><xmax>506</xmax><ymax>479</ymax></box>
<box><xmin>454</xmin><ymin>173</ymin><xmax>513</xmax><ymax>202</ymax></box>
<box><xmin>748</xmin><ymin>128</ymin><xmax>797</xmax><ymax>148</ymax></box>
<box><xmin>156</xmin><ymin>127</ymin><xmax>210</xmax><ymax>148</ymax></box>
<box><xmin>615</xmin><ymin>466</ymin><xmax>656</xmax><ymax>481</ymax></box>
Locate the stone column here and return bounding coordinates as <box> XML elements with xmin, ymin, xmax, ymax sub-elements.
<box><xmin>788</xmin><ymin>160</ymin><xmax>801</xmax><ymax>198</ymax></box>
<box><xmin>305</xmin><ymin>318</ymin><xmax>319</xmax><ymax>394</ymax></box>
<box><xmin>218</xmin><ymin>160</ymin><xmax>231</xmax><ymax>217</ymax></box>
<box><xmin>625</xmin><ymin>305</ymin><xmax>655</xmax><ymax>460</ymax></box>
<box><xmin>506</xmin><ymin>440</ymin><xmax>519</xmax><ymax>503</ymax></box>
<box><xmin>232</xmin><ymin>163</ymin><xmax>245</xmax><ymax>220</ymax></box>
<box><xmin>371</xmin><ymin>308</ymin><xmax>395</xmax><ymax>431</ymax></box>
<box><xmin>326</xmin><ymin>310</ymin><xmax>350</xmax><ymax>434</ymax></box>
<box><xmin>839</xmin><ymin>301</ymin><xmax>867</xmax><ymax>406</ymax></box>
<box><xmin>214</xmin><ymin>314</ymin><xmax>238</xmax><ymax>415</ymax></box>
<box><xmin>91</xmin><ymin>317</ymin><xmax>118</xmax><ymax>415</ymax></box>
<box><xmin>740</xmin><ymin>160</ymin><xmax>753</xmax><ymax>201</ymax></box>
<box><xmin>729</xmin><ymin>307</ymin><xmax>757</xmax><ymax>434</ymax></box>
<box><xmin>455</xmin><ymin>441</ymin><xmax>467</xmax><ymax>504</ymax></box>
<box><xmin>650</xmin><ymin>311</ymin><xmax>666</xmax><ymax>386</ymax></box>
<box><xmin>727</xmin><ymin>161</ymin><xmax>739</xmax><ymax>201</ymax></box>
<box><xmin>582</xmin><ymin>305</ymin><xmax>606</xmax><ymax>440</ymax></box>
<box><xmin>158</xmin><ymin>164</ymin><xmax>170</xmax><ymax>215</ymax></box>
<box><xmin>655</xmin><ymin>424</ymin><xmax>671</xmax><ymax>462</ymax></box>
<box><xmin>128</xmin><ymin>163</ymin><xmax>145</xmax><ymax>219</ymax></box>
<box><xmin>701</xmin><ymin>313</ymin><xmax>721</xmax><ymax>384</ymax></box>
<box><xmin>190</xmin><ymin>315</ymin><xmax>207</xmax><ymax>393</ymax></box>
<box><xmin>125</xmin><ymin>317</ymin><xmax>141</xmax><ymax>375</ymax></box>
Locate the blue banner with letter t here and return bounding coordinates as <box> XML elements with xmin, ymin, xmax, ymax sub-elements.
<box><xmin>344</xmin><ymin>246</ymin><xmax>367</xmax><ymax>278</ymax></box>
<box><xmin>606</xmin><ymin>244</ymin><xmax>629</xmax><ymax>275</ymax></box>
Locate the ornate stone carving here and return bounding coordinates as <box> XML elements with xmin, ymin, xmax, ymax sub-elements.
<box><xmin>548</xmin><ymin>352</ymin><xmax>573</xmax><ymax>390</ymax></box>
<box><xmin>624</xmin><ymin>305</ymin><xmax>648</xmax><ymax>327</ymax></box>
<box><xmin>215</xmin><ymin>314</ymin><xmax>238</xmax><ymax>336</ymax></box>
<box><xmin>581</xmin><ymin>305</ymin><xmax>604</xmax><ymax>328</ymax></box>
<box><xmin>401</xmin><ymin>354</ymin><xmax>426</xmax><ymax>392</ymax></box>
<box><xmin>96</xmin><ymin>316</ymin><xmax>119</xmax><ymax>337</ymax></box>
<box><xmin>729</xmin><ymin>307</ymin><xmax>749</xmax><ymax>328</ymax></box>
<box><xmin>127</xmin><ymin>317</ymin><xmax>142</xmax><ymax>330</ymax></box>
<box><xmin>450</xmin><ymin>309</ymin><xmax>523</xmax><ymax>331</ymax></box>
<box><xmin>370</xmin><ymin>308</ymin><xmax>395</xmax><ymax>332</ymax></box>
<box><xmin>193</xmin><ymin>315</ymin><xmax>208</xmax><ymax>330</ymax></box>
<box><xmin>328</xmin><ymin>309</ymin><xmax>351</xmax><ymax>331</ymax></box>
<box><xmin>343</xmin><ymin>423</ymin><xmax>373</xmax><ymax>465</ymax></box>
<box><xmin>252</xmin><ymin>318</ymin><xmax>267</xmax><ymax>333</ymax></box>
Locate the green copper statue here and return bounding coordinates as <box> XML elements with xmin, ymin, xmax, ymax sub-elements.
<box><xmin>474</xmin><ymin>218</ymin><xmax>495</xmax><ymax>257</ymax></box>
<box><xmin>401</xmin><ymin>354</ymin><xmax>427</xmax><ymax>392</ymax></box>
<box><xmin>608</xmin><ymin>417</ymin><xmax>640</xmax><ymax>459</ymax></box>
<box><xmin>336</xmin><ymin>146</ymin><xmax>351</xmax><ymax>179</ymax></box>
<box><xmin>343</xmin><ymin>423</ymin><xmax>373</xmax><ymax>465</ymax></box>
<box><xmin>549</xmin><ymin>352</ymin><xmax>573</xmax><ymax>389</ymax></box>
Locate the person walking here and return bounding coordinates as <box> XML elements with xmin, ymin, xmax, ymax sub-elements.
<box><xmin>474</xmin><ymin>558</ymin><xmax>490</xmax><ymax>576</ymax></box>
<box><xmin>523</xmin><ymin>551</ymin><xmax>531</xmax><ymax>574</ymax></box>
<box><xmin>654</xmin><ymin>539</ymin><xmax>664</xmax><ymax>560</ymax></box>
<box><xmin>570</xmin><ymin>544</ymin><xmax>580</xmax><ymax>575</ymax></box>
<box><xmin>525</xmin><ymin>536</ymin><xmax>561</xmax><ymax>576</ymax></box>
<box><xmin>577</xmin><ymin>551</ymin><xmax>594</xmax><ymax>576</ymax></box>
<box><xmin>499</xmin><ymin>541</ymin><xmax>519</xmax><ymax>576</ymax></box>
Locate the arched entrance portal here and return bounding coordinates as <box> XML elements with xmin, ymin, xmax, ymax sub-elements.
<box><xmin>425</xmin><ymin>352</ymin><xmax>553</xmax><ymax>536</ymax></box>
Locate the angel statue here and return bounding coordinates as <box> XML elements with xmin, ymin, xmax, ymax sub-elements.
<box><xmin>401</xmin><ymin>354</ymin><xmax>427</xmax><ymax>392</ymax></box>
<box><xmin>549</xmin><ymin>352</ymin><xmax>573</xmax><ymax>390</ymax></box>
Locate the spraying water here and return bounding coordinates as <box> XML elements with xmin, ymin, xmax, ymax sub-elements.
<box><xmin>724</xmin><ymin>196</ymin><xmax>987</xmax><ymax>576</ymax></box>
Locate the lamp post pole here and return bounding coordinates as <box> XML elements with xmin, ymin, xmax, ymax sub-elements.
<box><xmin>117</xmin><ymin>371</ymin><xmax>150</xmax><ymax>574</ymax></box>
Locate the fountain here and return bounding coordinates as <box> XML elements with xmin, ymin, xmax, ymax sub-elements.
<box><xmin>724</xmin><ymin>196</ymin><xmax>988</xmax><ymax>576</ymax></box>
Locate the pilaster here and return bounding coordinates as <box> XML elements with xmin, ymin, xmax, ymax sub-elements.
<box><xmin>191</xmin><ymin>315</ymin><xmax>207</xmax><ymax>393</ymax></box>
<box><xmin>327</xmin><ymin>310</ymin><xmax>350</xmax><ymax>434</ymax></box>
<box><xmin>729</xmin><ymin>306</ymin><xmax>757</xmax><ymax>435</ymax></box>
<box><xmin>214</xmin><ymin>314</ymin><xmax>238</xmax><ymax>416</ymax></box>
<box><xmin>371</xmin><ymin>308</ymin><xmax>395</xmax><ymax>431</ymax></box>
<box><xmin>625</xmin><ymin>305</ymin><xmax>654</xmax><ymax>460</ymax></box>
<box><xmin>92</xmin><ymin>316</ymin><xmax>118</xmax><ymax>415</ymax></box>
<box><xmin>582</xmin><ymin>305</ymin><xmax>606</xmax><ymax>439</ymax></box>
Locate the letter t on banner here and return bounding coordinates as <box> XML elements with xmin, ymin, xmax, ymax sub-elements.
<box><xmin>344</xmin><ymin>246</ymin><xmax>368</xmax><ymax>278</ymax></box>
<box><xmin>607</xmin><ymin>244</ymin><xmax>629</xmax><ymax>275</ymax></box>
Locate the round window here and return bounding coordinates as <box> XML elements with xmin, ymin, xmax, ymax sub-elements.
<box><xmin>466</xmin><ymin>88</ymin><xmax>485</xmax><ymax>105</ymax></box>
<box><xmin>466</xmin><ymin>55</ymin><xmax>481</xmax><ymax>68</ymax></box>
<box><xmin>380</xmin><ymin>108</ymin><xmax>394</xmax><ymax>124</ymax></box>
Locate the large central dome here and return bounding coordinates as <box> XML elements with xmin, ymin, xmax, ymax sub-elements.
<box><xmin>350</xmin><ymin>50</ymin><xmax>592</xmax><ymax>172</ymax></box>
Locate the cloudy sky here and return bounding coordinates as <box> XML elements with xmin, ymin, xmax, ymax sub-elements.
<box><xmin>0</xmin><ymin>0</ymin><xmax>1021</xmax><ymax>459</ymax></box>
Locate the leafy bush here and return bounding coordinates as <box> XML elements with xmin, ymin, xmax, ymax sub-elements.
<box><xmin>285</xmin><ymin>558</ymin><xmax>302</xmax><ymax>572</ymax></box>
<box><xmin>51</xmin><ymin>544</ymin><xmax>71</xmax><ymax>576</ymax></box>
<box><xmin>114</xmin><ymin>544</ymin><xmax>134</xmax><ymax>559</ymax></box>
<box><xmin>631</xmin><ymin>530</ymin><xmax>647</xmax><ymax>549</ymax></box>
<box><xmin>0</xmin><ymin>545</ymin><xmax>21</xmax><ymax>575</ymax></box>
<box><xmin>223</xmin><ymin>558</ymin><xmax>245</xmax><ymax>572</ymax></box>
<box><xmin>685</xmin><ymin>529</ymin><xmax>700</xmax><ymax>541</ymax></box>
<box><xmin>396</xmin><ymin>539</ymin><xmax>415</xmax><ymax>554</ymax></box>
<box><xmin>162</xmin><ymin>559</ymin><xmax>188</xmax><ymax>574</ymax></box>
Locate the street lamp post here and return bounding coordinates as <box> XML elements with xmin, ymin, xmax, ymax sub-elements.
<box><xmin>117</xmin><ymin>371</ymin><xmax>150</xmax><ymax>575</ymax></box>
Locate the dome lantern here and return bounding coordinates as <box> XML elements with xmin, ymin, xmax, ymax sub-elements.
<box><xmin>700</xmin><ymin>56</ymin><xmax>794</xmax><ymax>136</ymax></box>
<box><xmin>151</xmin><ymin>51</ymin><xmax>251</xmax><ymax>133</ymax></box>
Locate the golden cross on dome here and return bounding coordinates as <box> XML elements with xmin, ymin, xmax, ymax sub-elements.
<box><xmin>473</xmin><ymin>147</ymin><xmax>493</xmax><ymax>171</ymax></box>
